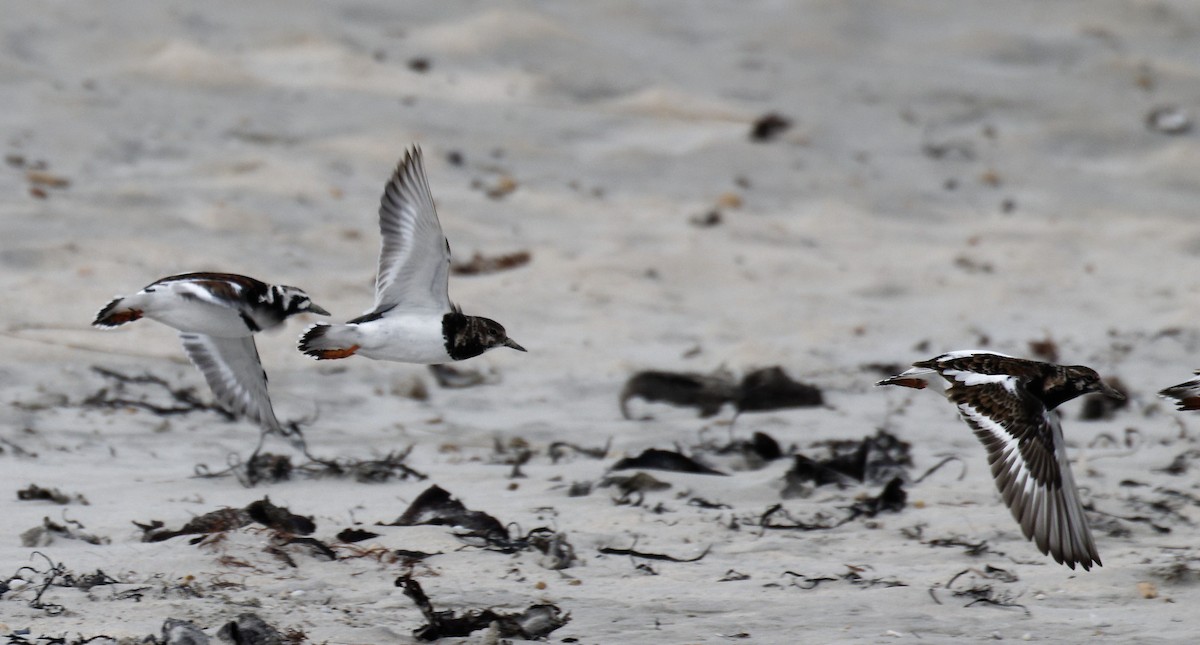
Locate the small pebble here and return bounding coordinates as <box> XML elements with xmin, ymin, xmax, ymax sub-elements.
<box><xmin>1146</xmin><ymin>106</ymin><xmax>1192</xmax><ymax>134</ymax></box>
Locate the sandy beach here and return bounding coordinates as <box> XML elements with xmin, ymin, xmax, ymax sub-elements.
<box><xmin>4</xmin><ymin>1</ymin><xmax>1200</xmax><ymax>642</ymax></box>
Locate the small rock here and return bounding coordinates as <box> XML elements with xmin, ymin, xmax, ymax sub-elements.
<box><xmin>1146</xmin><ymin>106</ymin><xmax>1192</xmax><ymax>134</ymax></box>
<box><xmin>750</xmin><ymin>112</ymin><xmax>792</xmax><ymax>142</ymax></box>
<box><xmin>163</xmin><ymin>618</ymin><xmax>211</xmax><ymax>645</ymax></box>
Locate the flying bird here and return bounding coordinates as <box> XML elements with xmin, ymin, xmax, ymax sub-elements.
<box><xmin>299</xmin><ymin>146</ymin><xmax>524</xmax><ymax>364</ymax></box>
<box><xmin>877</xmin><ymin>350</ymin><xmax>1123</xmax><ymax>570</ymax></box>
<box><xmin>94</xmin><ymin>272</ymin><xmax>328</xmax><ymax>454</ymax></box>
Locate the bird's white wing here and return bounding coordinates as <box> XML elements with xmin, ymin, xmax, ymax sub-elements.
<box><xmin>178</xmin><ymin>333</ymin><xmax>282</xmax><ymax>434</ymax></box>
<box><xmin>952</xmin><ymin>379</ymin><xmax>1100</xmax><ymax>570</ymax></box>
<box><xmin>371</xmin><ymin>146</ymin><xmax>452</xmax><ymax>315</ymax></box>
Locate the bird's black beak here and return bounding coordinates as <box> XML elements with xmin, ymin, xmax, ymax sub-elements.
<box><xmin>1095</xmin><ymin>380</ymin><xmax>1125</xmax><ymax>401</ymax></box>
<box><xmin>503</xmin><ymin>338</ymin><xmax>527</xmax><ymax>352</ymax></box>
<box><xmin>307</xmin><ymin>303</ymin><xmax>331</xmax><ymax>316</ymax></box>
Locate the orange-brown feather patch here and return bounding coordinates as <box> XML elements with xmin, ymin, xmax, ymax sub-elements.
<box><xmin>105</xmin><ymin>309</ymin><xmax>143</xmax><ymax>325</ymax></box>
<box><xmin>314</xmin><ymin>345</ymin><xmax>359</xmax><ymax>360</ymax></box>
<box><xmin>1178</xmin><ymin>396</ymin><xmax>1200</xmax><ymax>411</ymax></box>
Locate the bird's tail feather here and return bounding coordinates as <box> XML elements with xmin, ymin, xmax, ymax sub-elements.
<box><xmin>93</xmin><ymin>296</ymin><xmax>143</xmax><ymax>328</ymax></box>
<box><xmin>298</xmin><ymin>323</ymin><xmax>362</xmax><ymax>360</ymax></box>
<box><xmin>1160</xmin><ymin>379</ymin><xmax>1200</xmax><ymax>410</ymax></box>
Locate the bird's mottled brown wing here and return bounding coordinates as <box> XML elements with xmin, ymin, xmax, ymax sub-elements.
<box><xmin>150</xmin><ymin>272</ymin><xmax>271</xmax><ymax>306</ymax></box>
<box><xmin>917</xmin><ymin>351</ymin><xmax>1043</xmax><ymax>380</ymax></box>
<box><xmin>946</xmin><ymin>376</ymin><xmax>1100</xmax><ymax>570</ymax></box>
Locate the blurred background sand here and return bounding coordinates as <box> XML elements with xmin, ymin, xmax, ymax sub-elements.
<box><xmin>3</xmin><ymin>2</ymin><xmax>1200</xmax><ymax>642</ymax></box>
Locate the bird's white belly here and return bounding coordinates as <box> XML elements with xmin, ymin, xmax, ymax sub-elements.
<box><xmin>143</xmin><ymin>293</ymin><xmax>254</xmax><ymax>337</ymax></box>
<box><xmin>358</xmin><ymin>314</ymin><xmax>452</xmax><ymax>363</ymax></box>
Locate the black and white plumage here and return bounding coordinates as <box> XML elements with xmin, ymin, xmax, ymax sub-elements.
<box><xmin>1159</xmin><ymin>372</ymin><xmax>1200</xmax><ymax>411</ymax></box>
<box><xmin>94</xmin><ymin>272</ymin><xmax>328</xmax><ymax>448</ymax></box>
<box><xmin>298</xmin><ymin>145</ymin><xmax>525</xmax><ymax>363</ymax></box>
<box><xmin>877</xmin><ymin>350</ymin><xmax>1124</xmax><ymax>571</ymax></box>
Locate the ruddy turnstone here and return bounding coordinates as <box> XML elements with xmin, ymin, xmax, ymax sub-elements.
<box><xmin>298</xmin><ymin>146</ymin><xmax>525</xmax><ymax>363</ymax></box>
<box><xmin>1159</xmin><ymin>373</ymin><xmax>1200</xmax><ymax>410</ymax></box>
<box><xmin>876</xmin><ymin>350</ymin><xmax>1123</xmax><ymax>570</ymax></box>
<box><xmin>94</xmin><ymin>272</ymin><xmax>328</xmax><ymax>452</ymax></box>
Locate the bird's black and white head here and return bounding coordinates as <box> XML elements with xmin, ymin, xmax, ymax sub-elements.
<box><xmin>1041</xmin><ymin>364</ymin><xmax>1124</xmax><ymax>410</ymax></box>
<box><xmin>267</xmin><ymin>285</ymin><xmax>330</xmax><ymax>319</ymax></box>
<box><xmin>443</xmin><ymin>312</ymin><xmax>526</xmax><ymax>361</ymax></box>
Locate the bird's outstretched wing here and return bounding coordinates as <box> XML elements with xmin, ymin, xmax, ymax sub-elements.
<box><xmin>371</xmin><ymin>146</ymin><xmax>452</xmax><ymax>315</ymax></box>
<box><xmin>178</xmin><ymin>332</ymin><xmax>282</xmax><ymax>434</ymax></box>
<box><xmin>946</xmin><ymin>374</ymin><xmax>1100</xmax><ymax>570</ymax></box>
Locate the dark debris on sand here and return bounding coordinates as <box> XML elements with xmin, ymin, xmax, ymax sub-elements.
<box><xmin>598</xmin><ymin>542</ymin><xmax>711</xmax><ymax>563</ymax></box>
<box><xmin>35</xmin><ymin>613</ymin><xmax>303</xmax><ymax>645</ymax></box>
<box><xmin>611</xmin><ymin>448</ymin><xmax>727</xmax><ymax>476</ymax></box>
<box><xmin>783</xmin><ymin>564</ymin><xmax>906</xmax><ymax>591</ymax></box>
<box><xmin>385</xmin><ymin>485</ymin><xmax>508</xmax><ymax>541</ymax></box>
<box><xmin>715</xmin><ymin>431</ymin><xmax>784</xmax><ymax>464</ymax></box>
<box><xmin>137</xmin><ymin>497</ymin><xmax>314</xmax><ymax>543</ymax></box>
<box><xmin>1095</xmin><ymin>482</ymin><xmax>1200</xmax><ymax>536</ymax></box>
<box><xmin>548</xmin><ymin>438</ymin><xmax>610</xmax><ymax>463</ymax></box>
<box><xmin>450</xmin><ymin>250</ymin><xmax>531</xmax><ymax>276</ymax></box>
<box><xmin>1153</xmin><ymin>449</ymin><xmax>1200</xmax><ymax>476</ymax></box>
<box><xmin>216</xmin><ymin>612</ymin><xmax>290</xmax><ymax>645</ymax></box>
<box><xmin>900</xmin><ymin>525</ymin><xmax>1008</xmax><ymax>559</ymax></box>
<box><xmin>335</xmin><ymin>527</ymin><xmax>381</xmax><ymax>543</ymax></box>
<box><xmin>21</xmin><ymin>516</ymin><xmax>109</xmax><ymax>547</ymax></box>
<box><xmin>782</xmin><ymin>429</ymin><xmax>912</xmax><ymax>496</ymax></box>
<box><xmin>595</xmin><ymin>471</ymin><xmax>673</xmax><ymax>507</ymax></box>
<box><xmin>428</xmin><ymin>363</ymin><xmax>498</xmax><ymax>388</ymax></box>
<box><xmin>135</xmin><ymin>497</ymin><xmax>336</xmax><ymax>570</ymax></box>
<box><xmin>5</xmin><ymin>552</ymin><xmax>119</xmax><ymax>617</ymax></box>
<box><xmin>737</xmin><ymin>367</ymin><xmax>823</xmax><ymax>413</ymax></box>
<box><xmin>299</xmin><ymin>450</ymin><xmax>428</xmax><ymax>483</ymax></box>
<box><xmin>754</xmin><ymin>478</ymin><xmax>907</xmax><ymax>533</ymax></box>
<box><xmin>620</xmin><ymin>370</ymin><xmax>736</xmax><ymax>419</ymax></box>
<box><xmin>726</xmin><ymin>430</ymin><xmax>914</xmax><ymax>532</ymax></box>
<box><xmin>749</xmin><ymin>112</ymin><xmax>792</xmax><ymax>142</ymax></box>
<box><xmin>17</xmin><ymin>484</ymin><xmax>88</xmax><ymax>505</ymax></box>
<box><xmin>238</xmin><ymin>453</ymin><xmax>295</xmax><ymax>487</ymax></box>
<box><xmin>160</xmin><ymin>617</ymin><xmax>211</xmax><ymax>645</ymax></box>
<box><xmin>197</xmin><ymin>450</ymin><xmax>426</xmax><ymax>487</ymax></box>
<box><xmin>83</xmin><ymin>366</ymin><xmax>234</xmax><ymax>420</ymax></box>
<box><xmin>1150</xmin><ymin>554</ymin><xmax>1200</xmax><ymax>583</ymax></box>
<box><xmin>620</xmin><ymin>366</ymin><xmax>822</xmax><ymax>419</ymax></box>
<box><xmin>844</xmin><ymin>478</ymin><xmax>907</xmax><ymax>519</ymax></box>
<box><xmin>385</xmin><ymin>485</ymin><xmax>579</xmax><ymax>567</ymax></box>
<box><xmin>396</xmin><ymin>575</ymin><xmax>570</xmax><ymax>641</ymax></box>
<box><xmin>148</xmin><ymin>612</ymin><xmax>299</xmax><ymax>645</ymax></box>
<box><xmin>472</xmin><ymin>526</ymin><xmax>580</xmax><ymax>570</ymax></box>
<box><xmin>680</xmin><ymin>431</ymin><xmax>786</xmax><ymax>474</ymax></box>
<box><xmin>933</xmin><ymin>566</ymin><xmax>1028</xmax><ymax>615</ymax></box>
<box><xmin>599</xmin><ymin>471</ymin><xmax>672</xmax><ymax>495</ymax></box>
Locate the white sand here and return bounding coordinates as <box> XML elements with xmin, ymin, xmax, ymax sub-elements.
<box><xmin>3</xmin><ymin>1</ymin><xmax>1200</xmax><ymax>642</ymax></box>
